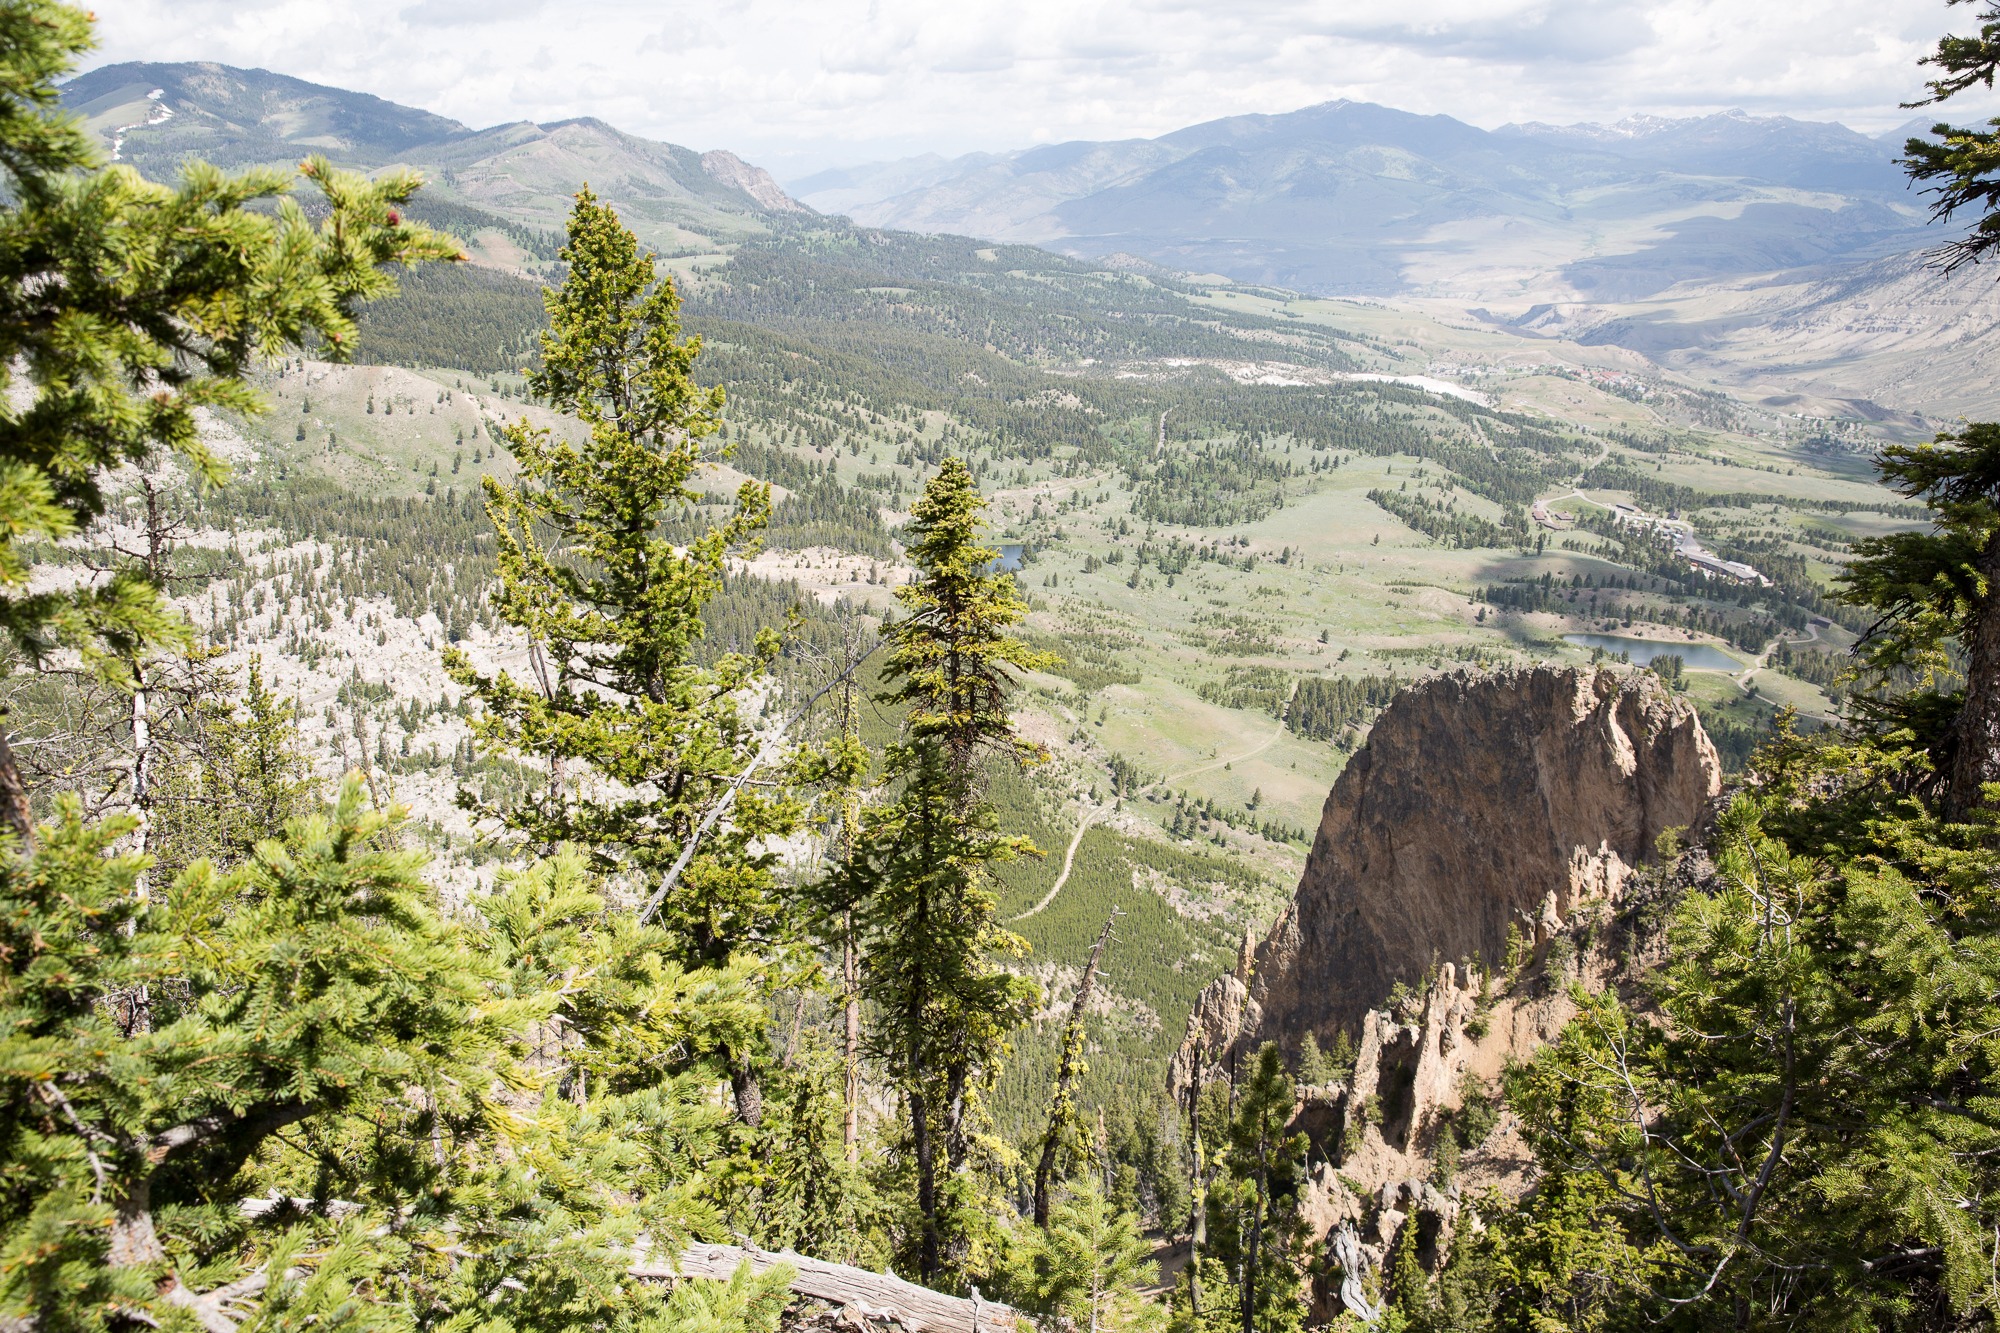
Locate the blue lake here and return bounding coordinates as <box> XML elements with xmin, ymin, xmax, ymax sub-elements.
<box><xmin>1563</xmin><ymin>633</ymin><xmax>1743</xmax><ymax>672</ymax></box>
<box><xmin>991</xmin><ymin>543</ymin><xmax>1025</xmax><ymax>572</ymax></box>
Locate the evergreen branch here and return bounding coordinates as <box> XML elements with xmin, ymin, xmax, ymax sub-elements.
<box><xmin>637</xmin><ymin>639</ymin><xmax>880</xmax><ymax>924</ymax></box>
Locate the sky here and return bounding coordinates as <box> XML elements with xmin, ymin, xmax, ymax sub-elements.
<box><xmin>84</xmin><ymin>0</ymin><xmax>1997</xmax><ymax>180</ymax></box>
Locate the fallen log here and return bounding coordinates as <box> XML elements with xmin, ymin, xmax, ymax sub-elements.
<box><xmin>638</xmin><ymin>1242</ymin><xmax>1026</xmax><ymax>1333</ymax></box>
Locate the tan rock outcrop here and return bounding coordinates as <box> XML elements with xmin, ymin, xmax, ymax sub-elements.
<box><xmin>1174</xmin><ymin>665</ymin><xmax>1719</xmax><ymax>1088</ymax></box>
<box><xmin>700</xmin><ymin>150</ymin><xmax>813</xmax><ymax>214</ymax></box>
<box><xmin>1166</xmin><ymin>666</ymin><xmax>1722</xmax><ymax>1309</ymax></box>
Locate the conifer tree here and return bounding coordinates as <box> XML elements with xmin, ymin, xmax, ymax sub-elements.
<box><xmin>1903</xmin><ymin>0</ymin><xmax>2000</xmax><ymax>270</ymax></box>
<box><xmin>1172</xmin><ymin>1048</ymin><xmax>1306</xmax><ymax>1333</ymax></box>
<box><xmin>1224</xmin><ymin>1045</ymin><xmax>1308</xmax><ymax>1333</ymax></box>
<box><xmin>1837</xmin><ymin>0</ymin><xmax>2000</xmax><ymax>820</ymax></box>
<box><xmin>1385</xmin><ymin>1213</ymin><xmax>1428</xmax><ymax>1321</ymax></box>
<box><xmin>0</xmin><ymin>781</ymin><xmax>519</xmax><ymax>1328</ymax></box>
<box><xmin>445</xmin><ymin>188</ymin><xmax>792</xmax><ymax>1123</ymax></box>
<box><xmin>149</xmin><ymin>655</ymin><xmax>317</xmax><ymax>881</ymax></box>
<box><xmin>1014</xmin><ymin>1181</ymin><xmax>1164</xmax><ymax>1333</ymax></box>
<box><xmin>830</xmin><ymin>458</ymin><xmax>1046</xmax><ymax>1284</ymax></box>
<box><xmin>1036</xmin><ymin>911</ymin><xmax>1117</xmax><ymax>1227</ymax></box>
<box><xmin>1842</xmin><ymin>423</ymin><xmax>2000</xmax><ymax>819</ymax></box>
<box><xmin>0</xmin><ymin>1</ymin><xmax>459</xmax><ymax>836</ymax></box>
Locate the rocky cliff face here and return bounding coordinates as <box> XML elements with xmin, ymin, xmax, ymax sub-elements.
<box><xmin>701</xmin><ymin>150</ymin><xmax>814</xmax><ymax>215</ymax></box>
<box><xmin>1172</xmin><ymin>665</ymin><xmax>1720</xmax><ymax>1092</ymax></box>
<box><xmin>1169</xmin><ymin>666</ymin><xmax>1723</xmax><ymax>1317</ymax></box>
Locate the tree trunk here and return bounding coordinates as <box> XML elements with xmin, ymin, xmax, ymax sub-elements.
<box><xmin>0</xmin><ymin>720</ymin><xmax>31</xmax><ymax>849</ymax></box>
<box><xmin>1035</xmin><ymin>911</ymin><xmax>1116</xmax><ymax>1227</ymax></box>
<box><xmin>844</xmin><ymin>917</ymin><xmax>860</xmax><ymax>1162</ymax></box>
<box><xmin>1949</xmin><ymin>538</ymin><xmax>2000</xmax><ymax>822</ymax></box>
<box><xmin>912</xmin><ymin>1084</ymin><xmax>939</xmax><ymax>1283</ymax></box>
<box><xmin>130</xmin><ymin>670</ymin><xmax>153</xmax><ymax>875</ymax></box>
<box><xmin>1187</xmin><ymin>1071</ymin><xmax>1206</xmax><ymax>1318</ymax></box>
<box><xmin>729</xmin><ymin>1051</ymin><xmax>763</xmax><ymax>1129</ymax></box>
<box><xmin>1242</xmin><ymin>1166</ymin><xmax>1265</xmax><ymax>1333</ymax></box>
<box><xmin>108</xmin><ymin>1172</ymin><xmax>165</xmax><ymax>1268</ymax></box>
<box><xmin>658</xmin><ymin>1241</ymin><xmax>1024</xmax><ymax>1333</ymax></box>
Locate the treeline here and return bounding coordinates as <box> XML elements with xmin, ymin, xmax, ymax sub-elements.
<box><xmin>1288</xmin><ymin>672</ymin><xmax>1404</xmax><ymax>742</ymax></box>
<box><xmin>1581</xmin><ymin>460</ymin><xmax>1929</xmax><ymax>520</ymax></box>
<box><xmin>1368</xmin><ymin>487</ymin><xmax>1523</xmax><ymax>549</ymax></box>
<box><xmin>350</xmin><ymin>262</ymin><xmax>548</xmax><ymax>374</ymax></box>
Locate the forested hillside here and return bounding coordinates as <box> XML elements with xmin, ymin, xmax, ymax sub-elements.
<box><xmin>9</xmin><ymin>2</ymin><xmax>2000</xmax><ymax>1330</ymax></box>
<box><xmin>34</xmin><ymin>18</ymin><xmax>1924</xmax><ymax>1200</ymax></box>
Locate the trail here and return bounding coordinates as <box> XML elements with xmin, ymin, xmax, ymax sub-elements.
<box><xmin>1011</xmin><ymin>722</ymin><xmax>1287</xmax><ymax>922</ymax></box>
<box><xmin>1735</xmin><ymin>620</ymin><xmax>1821</xmax><ymax>696</ymax></box>
<box><xmin>1154</xmin><ymin>406</ymin><xmax>1175</xmax><ymax>456</ymax></box>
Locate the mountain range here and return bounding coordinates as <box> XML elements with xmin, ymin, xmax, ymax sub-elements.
<box><xmin>59</xmin><ymin>61</ymin><xmax>807</xmax><ymax>254</ymax></box>
<box><xmin>791</xmin><ymin>100</ymin><xmax>1931</xmax><ymax>304</ymax></box>
<box><xmin>57</xmin><ymin>61</ymin><xmax>2000</xmax><ymax>418</ymax></box>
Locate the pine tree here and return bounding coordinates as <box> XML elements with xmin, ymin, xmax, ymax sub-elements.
<box><xmin>444</xmin><ymin>187</ymin><xmax>792</xmax><ymax>1124</ymax></box>
<box><xmin>1174</xmin><ymin>1046</ymin><xmax>1307</xmax><ymax>1333</ymax></box>
<box><xmin>0</xmin><ymin>1</ymin><xmax>459</xmax><ymax>837</ymax></box>
<box><xmin>1224</xmin><ymin>1045</ymin><xmax>1308</xmax><ymax>1333</ymax></box>
<box><xmin>1834</xmin><ymin>2</ymin><xmax>2000</xmax><ymax>820</ymax></box>
<box><xmin>1386</xmin><ymin>1212</ymin><xmax>1428</xmax><ymax>1320</ymax></box>
<box><xmin>149</xmin><ymin>655</ymin><xmax>317</xmax><ymax>882</ymax></box>
<box><xmin>0</xmin><ymin>781</ymin><xmax>517</xmax><ymax>1329</ymax></box>
<box><xmin>1013</xmin><ymin>1181</ymin><xmax>1164</xmax><ymax>1333</ymax></box>
<box><xmin>876</xmin><ymin>457</ymin><xmax>1052</xmax><ymax>783</ymax></box>
<box><xmin>1036</xmin><ymin>912</ymin><xmax>1117</xmax><ymax>1227</ymax></box>
<box><xmin>830</xmin><ymin>458</ymin><xmax>1047</xmax><ymax>1284</ymax></box>
<box><xmin>1840</xmin><ymin>422</ymin><xmax>2000</xmax><ymax>819</ymax></box>
<box><xmin>1902</xmin><ymin>0</ymin><xmax>2000</xmax><ymax>270</ymax></box>
<box><xmin>1493</xmin><ymin>779</ymin><xmax>2000</xmax><ymax>1327</ymax></box>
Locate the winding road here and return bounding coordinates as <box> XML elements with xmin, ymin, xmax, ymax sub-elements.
<box><xmin>1011</xmin><ymin>721</ymin><xmax>1288</xmax><ymax>922</ymax></box>
<box><xmin>1734</xmin><ymin>620</ymin><xmax>1823</xmax><ymax>696</ymax></box>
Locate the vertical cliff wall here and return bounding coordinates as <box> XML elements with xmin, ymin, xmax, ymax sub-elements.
<box><xmin>1172</xmin><ymin>665</ymin><xmax>1721</xmax><ymax>1088</ymax></box>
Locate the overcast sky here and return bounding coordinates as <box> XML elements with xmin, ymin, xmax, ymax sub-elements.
<box><xmin>83</xmin><ymin>0</ymin><xmax>1994</xmax><ymax>180</ymax></box>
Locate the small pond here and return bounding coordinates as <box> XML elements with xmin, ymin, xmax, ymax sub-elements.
<box><xmin>1563</xmin><ymin>633</ymin><xmax>1743</xmax><ymax>672</ymax></box>
<box><xmin>990</xmin><ymin>543</ymin><xmax>1025</xmax><ymax>572</ymax></box>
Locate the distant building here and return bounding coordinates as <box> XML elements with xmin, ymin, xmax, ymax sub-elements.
<box><xmin>1686</xmin><ymin>551</ymin><xmax>1768</xmax><ymax>585</ymax></box>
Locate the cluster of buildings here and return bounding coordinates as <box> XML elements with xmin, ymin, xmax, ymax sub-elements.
<box><xmin>1607</xmin><ymin>502</ymin><xmax>1768</xmax><ymax>586</ymax></box>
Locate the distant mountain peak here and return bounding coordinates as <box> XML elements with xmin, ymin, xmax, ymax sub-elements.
<box><xmin>700</xmin><ymin>150</ymin><xmax>811</xmax><ymax>215</ymax></box>
<box><xmin>57</xmin><ymin>61</ymin><xmax>807</xmax><ymax>241</ymax></box>
<box><xmin>1499</xmin><ymin>108</ymin><xmax>1782</xmax><ymax>140</ymax></box>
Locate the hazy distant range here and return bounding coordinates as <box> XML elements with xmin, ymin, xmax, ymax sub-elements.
<box><xmin>790</xmin><ymin>100</ymin><xmax>1931</xmax><ymax>304</ymax></box>
<box><xmin>61</xmin><ymin>61</ymin><xmax>2000</xmax><ymax>418</ymax></box>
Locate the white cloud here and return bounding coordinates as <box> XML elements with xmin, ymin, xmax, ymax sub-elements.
<box><xmin>79</xmin><ymin>0</ymin><xmax>1999</xmax><ymax>177</ymax></box>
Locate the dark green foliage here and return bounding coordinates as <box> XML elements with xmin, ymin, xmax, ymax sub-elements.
<box><xmin>1840</xmin><ymin>421</ymin><xmax>2000</xmax><ymax>818</ymax></box>
<box><xmin>148</xmin><ymin>654</ymin><xmax>316</xmax><ymax>882</ymax></box>
<box><xmin>830</xmin><ymin>459</ymin><xmax>1047</xmax><ymax>1283</ymax></box>
<box><xmin>766</xmin><ymin>471</ymin><xmax>895</xmax><ymax>556</ymax></box>
<box><xmin>1174</xmin><ymin>1045</ymin><xmax>1308</xmax><ymax>1333</ymax></box>
<box><xmin>1023</xmin><ymin>628</ymin><xmax>1144</xmax><ymax>691</ymax></box>
<box><xmin>444</xmin><ymin>188</ymin><xmax>792</xmax><ymax>975</ymax></box>
<box><xmin>1904</xmin><ymin>1</ymin><xmax>2000</xmax><ymax>269</ymax></box>
<box><xmin>1770</xmin><ymin>640</ymin><xmax>1849</xmax><ymax>699</ymax></box>
<box><xmin>1008</xmin><ymin>1181</ymin><xmax>1164</xmax><ymax>1333</ymax></box>
<box><xmin>1199</xmin><ymin>664</ymin><xmax>1290</xmax><ymax>714</ymax></box>
<box><xmin>0</xmin><ymin>781</ymin><xmax>550</xmax><ymax>1330</ymax></box>
<box><xmin>1367</xmin><ymin>488</ymin><xmax>1521</xmax><ymax>550</ymax></box>
<box><xmin>352</xmin><ymin>261</ymin><xmax>550</xmax><ymax>374</ymax></box>
<box><xmin>1287</xmin><ymin>673</ymin><xmax>1403</xmax><ymax>742</ymax></box>
<box><xmin>1483</xmin><ymin>782</ymin><xmax>2000</xmax><ymax>1329</ymax></box>
<box><xmin>401</xmin><ymin>196</ymin><xmax>565</xmax><ymax>263</ymax></box>
<box><xmin>1135</xmin><ymin>439</ymin><xmax>1293</xmax><ymax>527</ymax></box>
